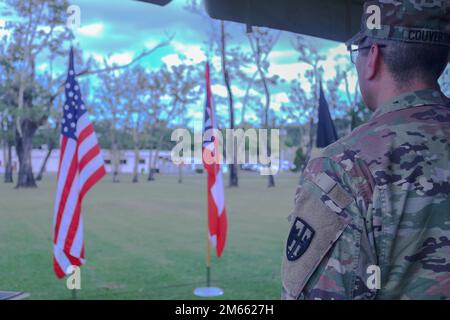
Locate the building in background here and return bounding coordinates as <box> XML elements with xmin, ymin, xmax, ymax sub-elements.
<box><xmin>0</xmin><ymin>147</ymin><xmax>296</xmax><ymax>176</ymax></box>
<box><xmin>0</xmin><ymin>149</ymin><xmax>175</xmax><ymax>175</ymax></box>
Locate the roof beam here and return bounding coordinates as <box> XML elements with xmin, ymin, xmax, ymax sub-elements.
<box><xmin>204</xmin><ymin>0</ymin><xmax>364</xmax><ymax>43</ymax></box>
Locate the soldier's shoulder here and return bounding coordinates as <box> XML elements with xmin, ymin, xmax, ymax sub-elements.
<box><xmin>305</xmin><ymin>126</ymin><xmax>378</xmax><ymax>198</ymax></box>
<box><xmin>310</xmin><ymin>126</ymin><xmax>371</xmax><ymax>167</ymax></box>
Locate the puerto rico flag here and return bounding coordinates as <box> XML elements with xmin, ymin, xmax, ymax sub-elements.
<box><xmin>202</xmin><ymin>62</ymin><xmax>227</xmax><ymax>257</ymax></box>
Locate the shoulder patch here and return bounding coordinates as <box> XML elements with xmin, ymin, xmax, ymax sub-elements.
<box><xmin>282</xmin><ymin>180</ymin><xmax>349</xmax><ymax>299</ymax></box>
<box><xmin>286</xmin><ymin>217</ymin><xmax>315</xmax><ymax>261</ymax></box>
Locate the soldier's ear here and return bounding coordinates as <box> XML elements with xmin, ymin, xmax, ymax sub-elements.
<box><xmin>365</xmin><ymin>44</ymin><xmax>382</xmax><ymax>81</ymax></box>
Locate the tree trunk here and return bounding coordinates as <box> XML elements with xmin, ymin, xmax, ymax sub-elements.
<box><xmin>152</xmin><ymin>149</ymin><xmax>160</xmax><ymax>179</ymax></box>
<box><xmin>3</xmin><ymin>139</ymin><xmax>13</xmax><ymax>183</ymax></box>
<box><xmin>147</xmin><ymin>150</ymin><xmax>155</xmax><ymax>181</ymax></box>
<box><xmin>132</xmin><ymin>146</ymin><xmax>139</xmax><ymax>183</ymax></box>
<box><xmin>15</xmin><ymin>122</ymin><xmax>37</xmax><ymax>188</ymax></box>
<box><xmin>36</xmin><ymin>146</ymin><xmax>53</xmax><ymax>181</ymax></box>
<box><xmin>148</xmin><ymin>134</ymin><xmax>163</xmax><ymax>181</ymax></box>
<box><xmin>132</xmin><ymin>124</ymin><xmax>140</xmax><ymax>183</ymax></box>
<box><xmin>254</xmin><ymin>37</ymin><xmax>275</xmax><ymax>188</ymax></box>
<box><xmin>220</xmin><ymin>21</ymin><xmax>239</xmax><ymax>187</ymax></box>
<box><xmin>111</xmin><ymin>143</ymin><xmax>120</xmax><ymax>183</ymax></box>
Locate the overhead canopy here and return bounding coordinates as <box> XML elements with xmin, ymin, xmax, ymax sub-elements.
<box><xmin>204</xmin><ymin>0</ymin><xmax>365</xmax><ymax>43</ymax></box>
<box><xmin>135</xmin><ymin>0</ymin><xmax>172</xmax><ymax>6</ymax></box>
<box><xmin>136</xmin><ymin>0</ymin><xmax>365</xmax><ymax>43</ymax></box>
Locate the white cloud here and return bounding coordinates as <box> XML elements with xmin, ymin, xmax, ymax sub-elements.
<box><xmin>0</xmin><ymin>18</ymin><xmax>10</xmax><ymax>38</ymax></box>
<box><xmin>76</xmin><ymin>23</ymin><xmax>104</xmax><ymax>37</ymax></box>
<box><xmin>231</xmin><ymin>85</ymin><xmax>245</xmax><ymax>98</ymax></box>
<box><xmin>268</xmin><ymin>62</ymin><xmax>309</xmax><ymax>82</ymax></box>
<box><xmin>211</xmin><ymin>84</ymin><xmax>227</xmax><ymax>98</ymax></box>
<box><xmin>161</xmin><ymin>53</ymin><xmax>182</xmax><ymax>68</ymax></box>
<box><xmin>144</xmin><ymin>39</ymin><xmax>159</xmax><ymax>49</ymax></box>
<box><xmin>109</xmin><ymin>52</ymin><xmax>134</xmax><ymax>65</ymax></box>
<box><xmin>171</xmin><ymin>41</ymin><xmax>206</xmax><ymax>64</ymax></box>
<box><xmin>270</xmin><ymin>50</ymin><xmax>298</xmax><ymax>63</ymax></box>
<box><xmin>326</xmin><ymin>44</ymin><xmax>349</xmax><ymax>59</ymax></box>
<box><xmin>248</xmin><ymin>88</ymin><xmax>259</xmax><ymax>96</ymax></box>
<box><xmin>320</xmin><ymin>43</ymin><xmax>359</xmax><ymax>97</ymax></box>
<box><xmin>238</xmin><ymin>63</ymin><xmax>257</xmax><ymax>75</ymax></box>
<box><xmin>211</xmin><ymin>56</ymin><xmax>222</xmax><ymax>71</ymax></box>
<box><xmin>37</xmin><ymin>63</ymin><xmax>48</xmax><ymax>72</ymax></box>
<box><xmin>91</xmin><ymin>53</ymin><xmax>104</xmax><ymax>64</ymax></box>
<box><xmin>271</xmin><ymin>92</ymin><xmax>290</xmax><ymax>111</ymax></box>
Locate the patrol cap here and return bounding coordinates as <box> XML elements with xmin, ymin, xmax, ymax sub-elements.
<box><xmin>346</xmin><ymin>0</ymin><xmax>450</xmax><ymax>47</ymax></box>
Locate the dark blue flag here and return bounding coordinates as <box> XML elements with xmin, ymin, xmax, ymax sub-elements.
<box><xmin>316</xmin><ymin>82</ymin><xmax>338</xmax><ymax>148</ymax></box>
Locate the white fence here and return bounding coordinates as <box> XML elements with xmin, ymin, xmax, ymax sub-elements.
<box><xmin>0</xmin><ymin>149</ymin><xmax>200</xmax><ymax>175</ymax></box>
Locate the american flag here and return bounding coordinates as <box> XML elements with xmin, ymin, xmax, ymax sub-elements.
<box><xmin>53</xmin><ymin>48</ymin><xmax>106</xmax><ymax>278</ymax></box>
<box><xmin>202</xmin><ymin>62</ymin><xmax>227</xmax><ymax>257</ymax></box>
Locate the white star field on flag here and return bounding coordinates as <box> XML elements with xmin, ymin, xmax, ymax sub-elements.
<box><xmin>62</xmin><ymin>66</ymin><xmax>86</xmax><ymax>139</ymax></box>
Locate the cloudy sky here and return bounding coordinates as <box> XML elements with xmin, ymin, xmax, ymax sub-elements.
<box><xmin>67</xmin><ymin>0</ymin><xmax>361</xmax><ymax>125</ymax></box>
<box><xmin>1</xmin><ymin>0</ymin><xmax>359</xmax><ymax>126</ymax></box>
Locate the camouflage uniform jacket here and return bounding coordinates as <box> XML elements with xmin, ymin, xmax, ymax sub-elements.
<box><xmin>281</xmin><ymin>88</ymin><xmax>450</xmax><ymax>300</ymax></box>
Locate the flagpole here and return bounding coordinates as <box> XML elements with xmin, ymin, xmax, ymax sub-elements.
<box><xmin>206</xmin><ymin>165</ymin><xmax>212</xmax><ymax>288</ymax></box>
<box><xmin>206</xmin><ymin>228</ymin><xmax>211</xmax><ymax>288</ymax></box>
<box><xmin>193</xmin><ymin>61</ymin><xmax>223</xmax><ymax>298</ymax></box>
<box><xmin>206</xmin><ymin>57</ymin><xmax>212</xmax><ymax>289</ymax></box>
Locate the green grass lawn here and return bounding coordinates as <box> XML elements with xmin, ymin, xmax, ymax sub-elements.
<box><xmin>0</xmin><ymin>172</ymin><xmax>299</xmax><ymax>300</ymax></box>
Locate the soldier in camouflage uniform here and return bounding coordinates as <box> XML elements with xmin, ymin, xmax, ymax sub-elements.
<box><xmin>282</xmin><ymin>0</ymin><xmax>450</xmax><ymax>299</ymax></box>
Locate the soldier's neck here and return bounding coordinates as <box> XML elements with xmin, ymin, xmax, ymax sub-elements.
<box><xmin>374</xmin><ymin>81</ymin><xmax>440</xmax><ymax>110</ymax></box>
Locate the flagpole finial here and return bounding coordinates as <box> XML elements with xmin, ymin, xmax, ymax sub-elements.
<box><xmin>67</xmin><ymin>46</ymin><xmax>76</xmax><ymax>79</ymax></box>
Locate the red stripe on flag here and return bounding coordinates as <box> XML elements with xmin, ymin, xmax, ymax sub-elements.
<box><xmin>64</xmin><ymin>165</ymin><xmax>105</xmax><ymax>258</ymax></box>
<box><xmin>63</xmin><ymin>197</ymin><xmax>81</xmax><ymax>254</ymax></box>
<box><xmin>80</xmin><ymin>166</ymin><xmax>106</xmax><ymax>200</ymax></box>
<box><xmin>53</xmin><ymin>256</ymin><xmax>66</xmax><ymax>279</ymax></box>
<box><xmin>78</xmin><ymin>124</ymin><xmax>94</xmax><ymax>144</ymax></box>
<box><xmin>79</xmin><ymin>144</ymin><xmax>101</xmax><ymax>172</ymax></box>
<box><xmin>53</xmin><ymin>147</ymin><xmax>79</xmax><ymax>243</ymax></box>
<box><xmin>67</xmin><ymin>253</ymin><xmax>82</xmax><ymax>267</ymax></box>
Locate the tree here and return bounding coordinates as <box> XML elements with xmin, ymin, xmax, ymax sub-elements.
<box><xmin>159</xmin><ymin>61</ymin><xmax>200</xmax><ymax>183</ymax></box>
<box><xmin>218</xmin><ymin>21</ymin><xmax>241</xmax><ymax>187</ymax></box>
<box><xmin>292</xmin><ymin>147</ymin><xmax>306</xmax><ymax>172</ymax></box>
<box><xmin>283</xmin><ymin>79</ymin><xmax>309</xmax><ymax>123</ymax></box>
<box><xmin>34</xmin><ymin>99</ymin><xmax>61</xmax><ymax>181</ymax></box>
<box><xmin>1</xmin><ymin>0</ymin><xmax>172</xmax><ymax>187</ymax></box>
<box><xmin>247</xmin><ymin>27</ymin><xmax>281</xmax><ymax>187</ymax></box>
<box><xmin>95</xmin><ymin>62</ymin><xmax>127</xmax><ymax>183</ymax></box>
<box><xmin>34</xmin><ymin>48</ymin><xmax>66</xmax><ymax>181</ymax></box>
<box><xmin>0</xmin><ymin>100</ymin><xmax>15</xmax><ymax>183</ymax></box>
<box><xmin>290</xmin><ymin>35</ymin><xmax>326</xmax><ymax>169</ymax></box>
<box><xmin>142</xmin><ymin>68</ymin><xmax>167</xmax><ymax>181</ymax></box>
<box><xmin>185</xmin><ymin>0</ymin><xmax>243</xmax><ymax>187</ymax></box>
<box><xmin>1</xmin><ymin>0</ymin><xmax>74</xmax><ymax>188</ymax></box>
<box><xmin>121</xmin><ymin>67</ymin><xmax>147</xmax><ymax>183</ymax></box>
<box><xmin>0</xmin><ymin>48</ymin><xmax>16</xmax><ymax>183</ymax></box>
